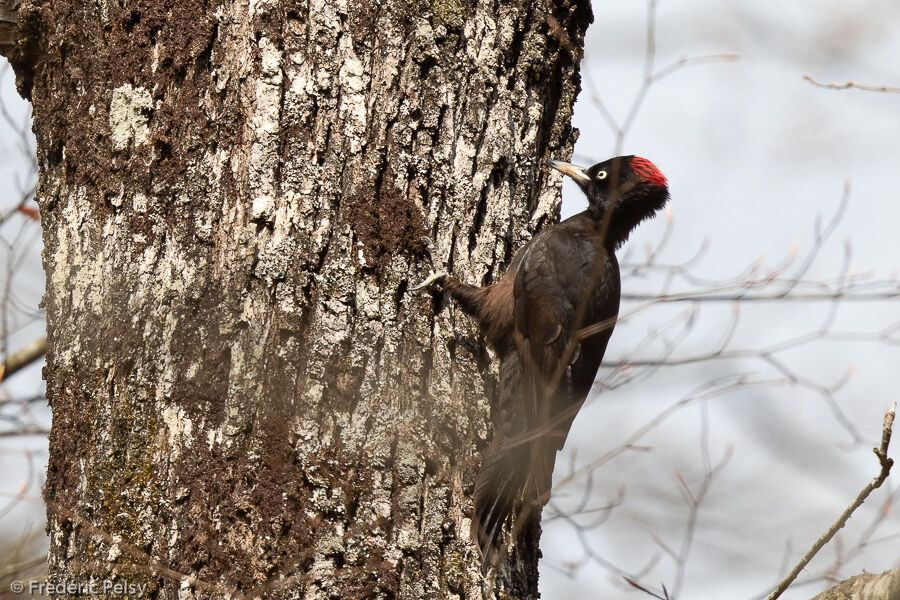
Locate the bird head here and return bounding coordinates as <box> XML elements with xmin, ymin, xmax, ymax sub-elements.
<box><xmin>549</xmin><ymin>155</ymin><xmax>670</xmax><ymax>246</ymax></box>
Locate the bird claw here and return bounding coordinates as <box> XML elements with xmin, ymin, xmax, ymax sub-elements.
<box><xmin>420</xmin><ymin>236</ymin><xmax>437</xmax><ymax>265</ymax></box>
<box><xmin>410</xmin><ymin>270</ymin><xmax>448</xmax><ymax>292</ymax></box>
<box><xmin>410</xmin><ymin>236</ymin><xmax>448</xmax><ymax>292</ymax></box>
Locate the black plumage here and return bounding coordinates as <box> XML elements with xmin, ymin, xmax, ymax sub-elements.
<box><xmin>417</xmin><ymin>155</ymin><xmax>670</xmax><ymax>568</ymax></box>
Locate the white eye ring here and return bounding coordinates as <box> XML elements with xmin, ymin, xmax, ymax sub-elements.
<box><xmin>596</xmin><ymin>170</ymin><xmax>608</xmax><ymax>180</ymax></box>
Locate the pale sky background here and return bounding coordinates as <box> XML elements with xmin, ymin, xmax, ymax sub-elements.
<box><xmin>0</xmin><ymin>57</ymin><xmax>45</xmax><ymax>563</ymax></box>
<box><xmin>544</xmin><ymin>1</ymin><xmax>900</xmax><ymax>598</ymax></box>
<box><xmin>1</xmin><ymin>1</ymin><xmax>899</xmax><ymax>598</ymax></box>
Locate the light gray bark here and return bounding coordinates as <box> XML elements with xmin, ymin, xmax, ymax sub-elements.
<box><xmin>5</xmin><ymin>0</ymin><xmax>592</xmax><ymax>597</ymax></box>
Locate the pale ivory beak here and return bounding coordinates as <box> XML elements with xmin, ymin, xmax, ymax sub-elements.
<box><xmin>548</xmin><ymin>160</ymin><xmax>591</xmax><ymax>185</ymax></box>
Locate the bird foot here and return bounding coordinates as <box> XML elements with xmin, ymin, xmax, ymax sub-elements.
<box><xmin>410</xmin><ymin>270</ymin><xmax>448</xmax><ymax>292</ymax></box>
<box><xmin>410</xmin><ymin>236</ymin><xmax>449</xmax><ymax>292</ymax></box>
<box><xmin>420</xmin><ymin>236</ymin><xmax>438</xmax><ymax>266</ymax></box>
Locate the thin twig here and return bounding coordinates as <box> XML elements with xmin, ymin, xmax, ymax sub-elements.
<box><xmin>622</xmin><ymin>289</ymin><xmax>900</xmax><ymax>303</ymax></box>
<box><xmin>653</xmin><ymin>53</ymin><xmax>739</xmax><ymax>81</ymax></box>
<box><xmin>765</xmin><ymin>403</ymin><xmax>896</xmax><ymax>600</ymax></box>
<box><xmin>0</xmin><ymin>427</ymin><xmax>49</xmax><ymax>437</ymax></box>
<box><xmin>624</xmin><ymin>576</ymin><xmax>671</xmax><ymax>600</ymax></box>
<box><xmin>804</xmin><ymin>75</ymin><xmax>900</xmax><ymax>94</ymax></box>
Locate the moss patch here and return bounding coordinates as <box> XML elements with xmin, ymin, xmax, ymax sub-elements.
<box><xmin>344</xmin><ymin>165</ymin><xmax>428</xmax><ymax>274</ymax></box>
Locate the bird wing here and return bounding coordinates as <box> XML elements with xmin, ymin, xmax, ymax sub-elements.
<box><xmin>512</xmin><ymin>230</ymin><xmax>582</xmax><ymax>511</ymax></box>
<box><xmin>471</xmin><ymin>224</ymin><xmax>619</xmax><ymax>568</ymax></box>
<box><xmin>471</xmin><ymin>230</ymin><xmax>577</xmax><ymax>567</ymax></box>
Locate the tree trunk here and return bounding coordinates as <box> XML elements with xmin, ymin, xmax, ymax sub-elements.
<box><xmin>6</xmin><ymin>0</ymin><xmax>591</xmax><ymax>597</ymax></box>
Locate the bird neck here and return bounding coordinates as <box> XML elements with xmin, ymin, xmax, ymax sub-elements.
<box><xmin>588</xmin><ymin>189</ymin><xmax>668</xmax><ymax>249</ymax></box>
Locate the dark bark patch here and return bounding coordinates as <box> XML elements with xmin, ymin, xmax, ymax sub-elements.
<box><xmin>8</xmin><ymin>1</ymin><xmax>49</xmax><ymax>100</ymax></box>
<box><xmin>344</xmin><ymin>166</ymin><xmax>428</xmax><ymax>273</ymax></box>
<box><xmin>44</xmin><ymin>376</ymin><xmax>98</xmax><ymax>518</ymax></box>
<box><xmin>347</xmin><ymin>0</ymin><xmax>473</xmax><ymax>57</ymax></box>
<box><xmin>170</xmin><ymin>422</ymin><xmax>395</xmax><ymax>594</ymax></box>
<box><xmin>20</xmin><ymin>0</ymin><xmax>230</xmax><ymax>212</ymax></box>
<box><xmin>165</xmin><ymin>282</ymin><xmax>235</xmax><ymax>427</ymax></box>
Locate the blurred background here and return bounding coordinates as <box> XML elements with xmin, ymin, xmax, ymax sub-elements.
<box><xmin>0</xmin><ymin>57</ymin><xmax>47</xmax><ymax>594</ymax></box>
<box><xmin>0</xmin><ymin>1</ymin><xmax>898</xmax><ymax>598</ymax></box>
<box><xmin>545</xmin><ymin>1</ymin><xmax>900</xmax><ymax>598</ymax></box>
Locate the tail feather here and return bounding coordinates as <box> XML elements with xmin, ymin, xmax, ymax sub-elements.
<box><xmin>471</xmin><ymin>436</ymin><xmax>530</xmax><ymax>569</ymax></box>
<box><xmin>525</xmin><ymin>434</ymin><xmax>556</xmax><ymax>509</ymax></box>
<box><xmin>470</xmin><ymin>346</ymin><xmax>575</xmax><ymax>570</ymax></box>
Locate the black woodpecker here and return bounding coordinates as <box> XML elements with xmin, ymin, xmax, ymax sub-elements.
<box><xmin>415</xmin><ymin>155</ymin><xmax>670</xmax><ymax>568</ymax></box>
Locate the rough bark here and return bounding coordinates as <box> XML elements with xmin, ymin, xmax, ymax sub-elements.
<box><xmin>6</xmin><ymin>0</ymin><xmax>591</xmax><ymax>597</ymax></box>
<box><xmin>0</xmin><ymin>0</ymin><xmax>18</xmax><ymax>59</ymax></box>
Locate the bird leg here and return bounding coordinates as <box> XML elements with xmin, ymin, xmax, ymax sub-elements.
<box><xmin>410</xmin><ymin>270</ymin><xmax>448</xmax><ymax>291</ymax></box>
<box><xmin>411</xmin><ymin>236</ymin><xmax>492</xmax><ymax>328</ymax></box>
<box><xmin>410</xmin><ymin>236</ymin><xmax>449</xmax><ymax>291</ymax></box>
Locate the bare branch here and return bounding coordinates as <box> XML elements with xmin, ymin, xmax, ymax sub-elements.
<box><xmin>0</xmin><ymin>426</ymin><xmax>49</xmax><ymax>437</ymax></box>
<box><xmin>804</xmin><ymin>75</ymin><xmax>900</xmax><ymax>94</ymax></box>
<box><xmin>0</xmin><ymin>335</ymin><xmax>46</xmax><ymax>382</ymax></box>
<box><xmin>584</xmin><ymin>0</ymin><xmax>737</xmax><ymax>156</ymax></box>
<box><xmin>765</xmin><ymin>403</ymin><xmax>896</xmax><ymax>600</ymax></box>
<box><xmin>624</xmin><ymin>576</ymin><xmax>671</xmax><ymax>600</ymax></box>
<box><xmin>652</xmin><ymin>53</ymin><xmax>740</xmax><ymax>81</ymax></box>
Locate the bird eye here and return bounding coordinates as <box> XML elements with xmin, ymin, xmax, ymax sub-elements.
<box><xmin>596</xmin><ymin>171</ymin><xmax>608</xmax><ymax>180</ymax></box>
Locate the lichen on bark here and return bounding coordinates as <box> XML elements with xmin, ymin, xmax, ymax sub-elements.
<box><xmin>10</xmin><ymin>0</ymin><xmax>592</xmax><ymax>597</ymax></box>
